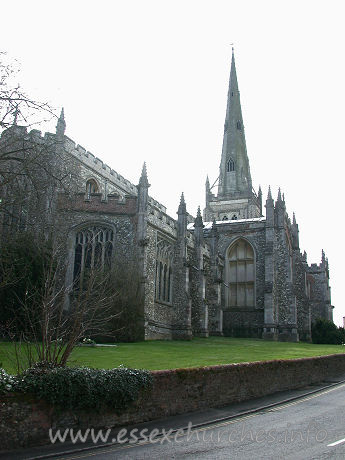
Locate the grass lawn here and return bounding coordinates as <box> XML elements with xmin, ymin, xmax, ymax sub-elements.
<box><xmin>1</xmin><ymin>337</ymin><xmax>345</xmax><ymax>374</ymax></box>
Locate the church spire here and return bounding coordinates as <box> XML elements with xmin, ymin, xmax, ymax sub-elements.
<box><xmin>218</xmin><ymin>48</ymin><xmax>252</xmax><ymax>199</ymax></box>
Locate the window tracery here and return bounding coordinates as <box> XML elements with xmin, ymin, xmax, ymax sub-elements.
<box><xmin>73</xmin><ymin>225</ymin><xmax>114</xmax><ymax>285</ymax></box>
<box><xmin>227</xmin><ymin>158</ymin><xmax>235</xmax><ymax>172</ymax></box>
<box><xmin>227</xmin><ymin>239</ymin><xmax>255</xmax><ymax>308</ymax></box>
<box><xmin>155</xmin><ymin>237</ymin><xmax>173</xmax><ymax>303</ymax></box>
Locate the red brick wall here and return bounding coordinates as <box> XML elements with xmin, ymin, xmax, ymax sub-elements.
<box><xmin>57</xmin><ymin>193</ymin><xmax>137</xmax><ymax>215</ymax></box>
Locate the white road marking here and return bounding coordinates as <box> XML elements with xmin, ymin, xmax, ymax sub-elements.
<box><xmin>328</xmin><ymin>437</ymin><xmax>345</xmax><ymax>447</ymax></box>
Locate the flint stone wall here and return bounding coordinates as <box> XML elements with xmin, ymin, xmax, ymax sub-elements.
<box><xmin>1</xmin><ymin>354</ymin><xmax>345</xmax><ymax>451</ymax></box>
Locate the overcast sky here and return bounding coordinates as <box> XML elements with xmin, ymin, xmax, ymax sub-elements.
<box><xmin>1</xmin><ymin>0</ymin><xmax>344</xmax><ymax>326</ymax></box>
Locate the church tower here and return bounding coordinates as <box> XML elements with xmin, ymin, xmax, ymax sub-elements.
<box><xmin>204</xmin><ymin>49</ymin><xmax>262</xmax><ymax>222</ymax></box>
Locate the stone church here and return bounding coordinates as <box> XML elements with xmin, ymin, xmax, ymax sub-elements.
<box><xmin>0</xmin><ymin>50</ymin><xmax>333</xmax><ymax>342</ymax></box>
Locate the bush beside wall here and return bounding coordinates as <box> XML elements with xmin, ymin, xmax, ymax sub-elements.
<box><xmin>1</xmin><ymin>354</ymin><xmax>345</xmax><ymax>451</ymax></box>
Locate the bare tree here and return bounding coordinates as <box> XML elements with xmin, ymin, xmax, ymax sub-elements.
<box><xmin>2</xmin><ymin>239</ymin><xmax>121</xmax><ymax>372</ymax></box>
<box><xmin>0</xmin><ymin>51</ymin><xmax>72</xmax><ymax>239</ymax></box>
<box><xmin>0</xmin><ymin>51</ymin><xmax>53</xmax><ymax>132</ymax></box>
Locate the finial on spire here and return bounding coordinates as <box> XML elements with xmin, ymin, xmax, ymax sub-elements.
<box><xmin>194</xmin><ymin>206</ymin><xmax>204</xmax><ymax>228</ymax></box>
<box><xmin>56</xmin><ymin>107</ymin><xmax>66</xmax><ymax>136</ymax></box>
<box><xmin>267</xmin><ymin>185</ymin><xmax>273</xmax><ymax>200</ymax></box>
<box><xmin>293</xmin><ymin>212</ymin><xmax>297</xmax><ymax>225</ymax></box>
<box><xmin>322</xmin><ymin>249</ymin><xmax>326</xmax><ymax>263</ymax></box>
<box><xmin>178</xmin><ymin>192</ymin><xmax>186</xmax><ymax>214</ymax></box>
<box><xmin>206</xmin><ymin>175</ymin><xmax>210</xmax><ymax>187</ymax></box>
<box><xmin>139</xmin><ymin>162</ymin><xmax>150</xmax><ymax>187</ymax></box>
<box><xmin>12</xmin><ymin>105</ymin><xmax>19</xmax><ymax>126</ymax></box>
<box><xmin>277</xmin><ymin>188</ymin><xmax>282</xmax><ymax>202</ymax></box>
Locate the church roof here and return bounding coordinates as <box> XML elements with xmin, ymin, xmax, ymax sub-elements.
<box><xmin>188</xmin><ymin>216</ymin><xmax>266</xmax><ymax>230</ymax></box>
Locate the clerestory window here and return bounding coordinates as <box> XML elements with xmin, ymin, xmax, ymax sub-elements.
<box><xmin>86</xmin><ymin>179</ymin><xmax>99</xmax><ymax>199</ymax></box>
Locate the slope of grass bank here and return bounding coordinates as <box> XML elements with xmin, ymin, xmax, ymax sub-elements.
<box><xmin>1</xmin><ymin>337</ymin><xmax>345</xmax><ymax>373</ymax></box>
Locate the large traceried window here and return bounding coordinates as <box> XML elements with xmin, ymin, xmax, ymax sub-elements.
<box><xmin>155</xmin><ymin>237</ymin><xmax>173</xmax><ymax>304</ymax></box>
<box><xmin>73</xmin><ymin>226</ymin><xmax>114</xmax><ymax>284</ymax></box>
<box><xmin>227</xmin><ymin>239</ymin><xmax>255</xmax><ymax>307</ymax></box>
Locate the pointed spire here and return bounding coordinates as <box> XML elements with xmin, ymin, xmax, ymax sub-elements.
<box><xmin>258</xmin><ymin>185</ymin><xmax>262</xmax><ymax>196</ymax></box>
<box><xmin>293</xmin><ymin>212</ymin><xmax>297</xmax><ymax>225</ymax></box>
<box><xmin>206</xmin><ymin>175</ymin><xmax>210</xmax><ymax>189</ymax></box>
<box><xmin>218</xmin><ymin>48</ymin><xmax>252</xmax><ymax>199</ymax></box>
<box><xmin>277</xmin><ymin>188</ymin><xmax>282</xmax><ymax>202</ymax></box>
<box><xmin>303</xmin><ymin>250</ymin><xmax>308</xmax><ymax>263</ymax></box>
<box><xmin>322</xmin><ymin>249</ymin><xmax>326</xmax><ymax>264</ymax></box>
<box><xmin>56</xmin><ymin>107</ymin><xmax>66</xmax><ymax>136</ymax></box>
<box><xmin>194</xmin><ymin>206</ymin><xmax>204</xmax><ymax>228</ymax></box>
<box><xmin>178</xmin><ymin>192</ymin><xmax>186</xmax><ymax>214</ymax></box>
<box><xmin>267</xmin><ymin>185</ymin><xmax>273</xmax><ymax>201</ymax></box>
<box><xmin>265</xmin><ymin>185</ymin><xmax>274</xmax><ymax>226</ymax></box>
<box><xmin>12</xmin><ymin>105</ymin><xmax>19</xmax><ymax>126</ymax></box>
<box><xmin>139</xmin><ymin>162</ymin><xmax>150</xmax><ymax>187</ymax></box>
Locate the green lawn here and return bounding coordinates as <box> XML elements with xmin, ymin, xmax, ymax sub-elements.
<box><xmin>1</xmin><ymin>337</ymin><xmax>345</xmax><ymax>374</ymax></box>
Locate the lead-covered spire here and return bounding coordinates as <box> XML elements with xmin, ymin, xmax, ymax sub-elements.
<box><xmin>218</xmin><ymin>48</ymin><xmax>252</xmax><ymax>199</ymax></box>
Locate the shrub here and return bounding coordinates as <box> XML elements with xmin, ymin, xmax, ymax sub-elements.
<box><xmin>312</xmin><ymin>318</ymin><xmax>344</xmax><ymax>345</ymax></box>
<box><xmin>0</xmin><ymin>368</ymin><xmax>17</xmax><ymax>394</ymax></box>
<box><xmin>17</xmin><ymin>365</ymin><xmax>152</xmax><ymax>411</ymax></box>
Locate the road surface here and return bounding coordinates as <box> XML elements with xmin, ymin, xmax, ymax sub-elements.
<box><xmin>43</xmin><ymin>382</ymin><xmax>345</xmax><ymax>460</ymax></box>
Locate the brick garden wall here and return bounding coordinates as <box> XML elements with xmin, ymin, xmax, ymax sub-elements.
<box><xmin>1</xmin><ymin>354</ymin><xmax>345</xmax><ymax>451</ymax></box>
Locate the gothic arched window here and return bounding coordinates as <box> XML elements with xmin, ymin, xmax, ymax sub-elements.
<box><xmin>236</xmin><ymin>121</ymin><xmax>242</xmax><ymax>130</ymax></box>
<box><xmin>155</xmin><ymin>237</ymin><xmax>173</xmax><ymax>304</ymax></box>
<box><xmin>86</xmin><ymin>179</ymin><xmax>99</xmax><ymax>199</ymax></box>
<box><xmin>227</xmin><ymin>239</ymin><xmax>255</xmax><ymax>308</ymax></box>
<box><xmin>227</xmin><ymin>158</ymin><xmax>235</xmax><ymax>172</ymax></box>
<box><xmin>73</xmin><ymin>225</ymin><xmax>114</xmax><ymax>285</ymax></box>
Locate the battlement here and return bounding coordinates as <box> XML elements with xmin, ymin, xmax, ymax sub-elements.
<box><xmin>0</xmin><ymin>126</ymin><xmax>168</xmax><ymax>214</ymax></box>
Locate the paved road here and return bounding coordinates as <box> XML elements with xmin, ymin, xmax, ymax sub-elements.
<box><xmin>48</xmin><ymin>383</ymin><xmax>345</xmax><ymax>460</ymax></box>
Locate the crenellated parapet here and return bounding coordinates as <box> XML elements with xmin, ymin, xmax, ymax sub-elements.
<box><xmin>0</xmin><ymin>125</ymin><xmax>168</xmax><ymax>214</ymax></box>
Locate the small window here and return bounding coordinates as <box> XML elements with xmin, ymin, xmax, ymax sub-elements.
<box><xmin>86</xmin><ymin>179</ymin><xmax>99</xmax><ymax>198</ymax></box>
<box><xmin>222</xmin><ymin>215</ymin><xmax>228</xmax><ymax>221</ymax></box>
<box><xmin>236</xmin><ymin>121</ymin><xmax>242</xmax><ymax>130</ymax></box>
<box><xmin>227</xmin><ymin>158</ymin><xmax>235</xmax><ymax>172</ymax></box>
<box><xmin>231</xmin><ymin>215</ymin><xmax>237</xmax><ymax>220</ymax></box>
